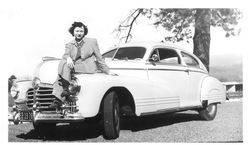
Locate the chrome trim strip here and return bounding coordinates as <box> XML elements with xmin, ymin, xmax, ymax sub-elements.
<box><xmin>147</xmin><ymin>68</ymin><xmax>206</xmax><ymax>74</ymax></box>
<box><xmin>141</xmin><ymin>105</ymin><xmax>202</xmax><ymax>116</ymax></box>
<box><xmin>34</xmin><ymin>94</ymin><xmax>53</xmax><ymax>97</ymax></box>
<box><xmin>137</xmin><ymin>101</ymin><xmax>179</xmax><ymax>107</ymax></box>
<box><xmin>38</xmin><ymin>83</ymin><xmax>53</xmax><ymax>88</ymax></box>
<box><xmin>136</xmin><ymin>99</ymin><xmax>179</xmax><ymax>104</ymax></box>
<box><xmin>136</xmin><ymin>96</ymin><xmax>180</xmax><ymax>107</ymax></box>
<box><xmin>136</xmin><ymin>96</ymin><xmax>178</xmax><ymax>101</ymax></box>
<box><xmin>110</xmin><ymin>68</ymin><xmax>146</xmax><ymax>71</ymax></box>
<box><xmin>110</xmin><ymin>67</ymin><xmax>207</xmax><ymax>74</ymax></box>
<box><xmin>36</xmin><ymin>98</ymin><xmax>54</xmax><ymax>101</ymax></box>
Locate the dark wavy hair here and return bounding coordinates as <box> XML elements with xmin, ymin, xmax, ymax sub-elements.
<box><xmin>68</xmin><ymin>22</ymin><xmax>88</xmax><ymax>36</ymax></box>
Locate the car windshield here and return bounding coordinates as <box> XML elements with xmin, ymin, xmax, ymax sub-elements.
<box><xmin>113</xmin><ymin>47</ymin><xmax>146</xmax><ymax>60</ymax></box>
<box><xmin>102</xmin><ymin>48</ymin><xmax>117</xmax><ymax>59</ymax></box>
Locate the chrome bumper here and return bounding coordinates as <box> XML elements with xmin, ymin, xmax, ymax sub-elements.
<box><xmin>12</xmin><ymin>111</ymin><xmax>85</xmax><ymax>124</ymax></box>
<box><xmin>33</xmin><ymin>112</ymin><xmax>85</xmax><ymax>123</ymax></box>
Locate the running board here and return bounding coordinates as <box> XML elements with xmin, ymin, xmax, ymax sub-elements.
<box><xmin>140</xmin><ymin>105</ymin><xmax>202</xmax><ymax>116</ymax></box>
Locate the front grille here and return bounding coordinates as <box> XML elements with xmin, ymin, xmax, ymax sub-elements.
<box><xmin>26</xmin><ymin>86</ymin><xmax>56</xmax><ymax>111</ymax></box>
<box><xmin>26</xmin><ymin>85</ymin><xmax>79</xmax><ymax>113</ymax></box>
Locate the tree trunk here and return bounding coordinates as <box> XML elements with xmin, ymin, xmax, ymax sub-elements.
<box><xmin>193</xmin><ymin>9</ymin><xmax>211</xmax><ymax>72</ymax></box>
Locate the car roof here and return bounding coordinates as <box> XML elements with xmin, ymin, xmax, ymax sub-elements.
<box><xmin>103</xmin><ymin>41</ymin><xmax>208</xmax><ymax>72</ymax></box>
<box><xmin>103</xmin><ymin>41</ymin><xmax>195</xmax><ymax>60</ymax></box>
<box><xmin>110</xmin><ymin>41</ymin><xmax>187</xmax><ymax>52</ymax></box>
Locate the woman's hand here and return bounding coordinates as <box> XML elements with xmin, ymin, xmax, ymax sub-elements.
<box><xmin>109</xmin><ymin>72</ymin><xmax>118</xmax><ymax>76</ymax></box>
<box><xmin>66</xmin><ymin>57</ymin><xmax>74</xmax><ymax>68</ymax></box>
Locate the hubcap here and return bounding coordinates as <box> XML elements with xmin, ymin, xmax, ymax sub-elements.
<box><xmin>114</xmin><ymin>103</ymin><xmax>120</xmax><ymax>133</ymax></box>
<box><xmin>206</xmin><ymin>104</ymin><xmax>215</xmax><ymax>115</ymax></box>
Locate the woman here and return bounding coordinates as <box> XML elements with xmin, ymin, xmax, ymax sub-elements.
<box><xmin>52</xmin><ymin>22</ymin><xmax>109</xmax><ymax>107</ymax></box>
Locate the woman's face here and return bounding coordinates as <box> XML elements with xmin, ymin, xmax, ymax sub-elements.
<box><xmin>74</xmin><ymin>26</ymin><xmax>85</xmax><ymax>41</ymax></box>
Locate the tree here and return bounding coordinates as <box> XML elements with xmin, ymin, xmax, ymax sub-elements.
<box><xmin>115</xmin><ymin>8</ymin><xmax>242</xmax><ymax>71</ymax></box>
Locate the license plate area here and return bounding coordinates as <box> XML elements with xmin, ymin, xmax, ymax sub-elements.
<box><xmin>20</xmin><ymin>110</ymin><xmax>33</xmax><ymax>121</ymax></box>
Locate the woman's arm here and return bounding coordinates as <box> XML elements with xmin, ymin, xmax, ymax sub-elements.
<box><xmin>93</xmin><ymin>39</ymin><xmax>110</xmax><ymax>74</ymax></box>
<box><xmin>62</xmin><ymin>43</ymin><xmax>74</xmax><ymax>68</ymax></box>
<box><xmin>62</xmin><ymin>43</ymin><xmax>72</xmax><ymax>60</ymax></box>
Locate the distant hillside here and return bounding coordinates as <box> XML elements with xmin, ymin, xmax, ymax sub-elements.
<box><xmin>209</xmin><ymin>54</ymin><xmax>242</xmax><ymax>82</ymax></box>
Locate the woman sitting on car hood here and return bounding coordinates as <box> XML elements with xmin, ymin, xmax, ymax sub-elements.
<box><xmin>51</xmin><ymin>21</ymin><xmax>109</xmax><ymax>108</ymax></box>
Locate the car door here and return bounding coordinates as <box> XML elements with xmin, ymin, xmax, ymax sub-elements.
<box><xmin>146</xmin><ymin>47</ymin><xmax>189</xmax><ymax>111</ymax></box>
<box><xmin>180</xmin><ymin>51</ymin><xmax>208</xmax><ymax>107</ymax></box>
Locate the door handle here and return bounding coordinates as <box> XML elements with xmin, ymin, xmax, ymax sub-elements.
<box><xmin>185</xmin><ymin>69</ymin><xmax>190</xmax><ymax>74</ymax></box>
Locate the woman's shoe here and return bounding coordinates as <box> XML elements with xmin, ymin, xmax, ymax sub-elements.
<box><xmin>49</xmin><ymin>99</ymin><xmax>62</xmax><ymax>109</ymax></box>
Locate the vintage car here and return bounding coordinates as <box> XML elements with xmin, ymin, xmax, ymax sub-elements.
<box><xmin>9</xmin><ymin>78</ymin><xmax>32</xmax><ymax>124</ymax></box>
<box><xmin>11</xmin><ymin>42</ymin><xmax>226</xmax><ymax>139</ymax></box>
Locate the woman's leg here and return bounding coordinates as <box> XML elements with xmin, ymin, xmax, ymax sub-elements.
<box><xmin>52</xmin><ymin>59</ymin><xmax>71</xmax><ymax>101</ymax></box>
<box><xmin>58</xmin><ymin>59</ymin><xmax>71</xmax><ymax>82</ymax></box>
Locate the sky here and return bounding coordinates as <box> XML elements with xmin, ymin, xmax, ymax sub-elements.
<box><xmin>1</xmin><ymin>0</ymin><xmax>247</xmax><ymax>78</ymax></box>
<box><xmin>1</xmin><ymin>0</ymin><xmax>250</xmax><ymax>143</ymax></box>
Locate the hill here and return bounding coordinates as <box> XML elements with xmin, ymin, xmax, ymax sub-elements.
<box><xmin>209</xmin><ymin>54</ymin><xmax>242</xmax><ymax>82</ymax></box>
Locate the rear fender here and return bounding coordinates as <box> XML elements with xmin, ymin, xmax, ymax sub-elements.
<box><xmin>200</xmin><ymin>76</ymin><xmax>226</xmax><ymax>105</ymax></box>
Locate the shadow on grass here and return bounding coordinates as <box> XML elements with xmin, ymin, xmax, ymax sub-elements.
<box><xmin>121</xmin><ymin>111</ymin><xmax>202</xmax><ymax>132</ymax></box>
<box><xmin>16</xmin><ymin>123</ymin><xmax>103</xmax><ymax>141</ymax></box>
<box><xmin>16</xmin><ymin>111</ymin><xmax>203</xmax><ymax>141</ymax></box>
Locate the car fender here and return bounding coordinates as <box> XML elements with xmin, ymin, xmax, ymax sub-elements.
<box><xmin>11</xmin><ymin>80</ymin><xmax>32</xmax><ymax>101</ymax></box>
<box><xmin>75</xmin><ymin>73</ymin><xmax>155</xmax><ymax>117</ymax></box>
<box><xmin>200</xmin><ymin>76</ymin><xmax>226</xmax><ymax>105</ymax></box>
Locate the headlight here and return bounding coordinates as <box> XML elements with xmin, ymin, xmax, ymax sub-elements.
<box><xmin>10</xmin><ymin>84</ymin><xmax>19</xmax><ymax>98</ymax></box>
<box><xmin>68</xmin><ymin>79</ymin><xmax>81</xmax><ymax>95</ymax></box>
<box><xmin>32</xmin><ymin>77</ymin><xmax>41</xmax><ymax>88</ymax></box>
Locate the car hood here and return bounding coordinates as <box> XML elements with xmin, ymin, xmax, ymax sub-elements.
<box><xmin>34</xmin><ymin>59</ymin><xmax>61</xmax><ymax>84</ymax></box>
<box><xmin>34</xmin><ymin>59</ymin><xmax>145</xmax><ymax>84</ymax></box>
<box><xmin>106</xmin><ymin>59</ymin><xmax>145</xmax><ymax>70</ymax></box>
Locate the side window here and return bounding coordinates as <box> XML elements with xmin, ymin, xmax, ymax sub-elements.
<box><xmin>102</xmin><ymin>49</ymin><xmax>117</xmax><ymax>59</ymax></box>
<box><xmin>181</xmin><ymin>52</ymin><xmax>199</xmax><ymax>67</ymax></box>
<box><xmin>114</xmin><ymin>47</ymin><xmax>146</xmax><ymax>60</ymax></box>
<box><xmin>157</xmin><ymin>48</ymin><xmax>181</xmax><ymax>65</ymax></box>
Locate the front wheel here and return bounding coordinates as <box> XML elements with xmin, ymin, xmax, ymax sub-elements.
<box><xmin>103</xmin><ymin>91</ymin><xmax>120</xmax><ymax>139</ymax></box>
<box><xmin>198</xmin><ymin>103</ymin><xmax>217</xmax><ymax>121</ymax></box>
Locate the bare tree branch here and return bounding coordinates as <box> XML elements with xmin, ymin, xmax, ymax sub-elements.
<box><xmin>125</xmin><ymin>9</ymin><xmax>143</xmax><ymax>43</ymax></box>
<box><xmin>119</xmin><ymin>25</ymin><xmax>131</xmax><ymax>28</ymax></box>
<box><xmin>114</xmin><ymin>8</ymin><xmax>143</xmax><ymax>43</ymax></box>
